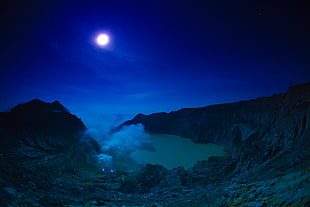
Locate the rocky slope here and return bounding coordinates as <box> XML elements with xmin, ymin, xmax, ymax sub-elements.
<box><xmin>0</xmin><ymin>99</ymin><xmax>104</xmax><ymax>206</ymax></box>
<box><xmin>122</xmin><ymin>82</ymin><xmax>310</xmax><ymax>171</ymax></box>
<box><xmin>0</xmin><ymin>82</ymin><xmax>310</xmax><ymax>206</ymax></box>
<box><xmin>119</xmin><ymin>82</ymin><xmax>310</xmax><ymax>205</ymax></box>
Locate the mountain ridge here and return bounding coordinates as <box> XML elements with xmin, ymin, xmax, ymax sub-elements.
<box><xmin>121</xmin><ymin>82</ymin><xmax>310</xmax><ymax>173</ymax></box>
<box><xmin>0</xmin><ymin>82</ymin><xmax>309</xmax><ymax>206</ymax></box>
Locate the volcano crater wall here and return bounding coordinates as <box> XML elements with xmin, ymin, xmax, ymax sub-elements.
<box><xmin>122</xmin><ymin>82</ymin><xmax>310</xmax><ymax>169</ymax></box>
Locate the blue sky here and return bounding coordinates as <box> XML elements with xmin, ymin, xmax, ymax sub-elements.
<box><xmin>1</xmin><ymin>0</ymin><xmax>309</xmax><ymax>117</ymax></box>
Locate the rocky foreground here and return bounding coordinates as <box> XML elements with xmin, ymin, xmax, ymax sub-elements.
<box><xmin>1</xmin><ymin>82</ymin><xmax>310</xmax><ymax>206</ymax></box>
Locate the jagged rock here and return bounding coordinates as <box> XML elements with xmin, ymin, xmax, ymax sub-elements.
<box><xmin>0</xmin><ymin>99</ymin><xmax>100</xmax><ymax>181</ymax></box>
<box><xmin>115</xmin><ymin>82</ymin><xmax>310</xmax><ymax>206</ymax></box>
<box><xmin>120</xmin><ymin>164</ymin><xmax>168</xmax><ymax>194</ymax></box>
<box><xmin>121</xmin><ymin>82</ymin><xmax>310</xmax><ymax>175</ymax></box>
<box><xmin>1</xmin><ymin>82</ymin><xmax>310</xmax><ymax>206</ymax></box>
<box><xmin>163</xmin><ymin>166</ymin><xmax>188</xmax><ymax>186</ymax></box>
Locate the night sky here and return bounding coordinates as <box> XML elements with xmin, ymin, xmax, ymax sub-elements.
<box><xmin>1</xmin><ymin>0</ymin><xmax>309</xmax><ymax>116</ymax></box>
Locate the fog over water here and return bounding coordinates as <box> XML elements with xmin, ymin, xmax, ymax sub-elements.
<box><xmin>80</xmin><ymin>111</ymin><xmax>225</xmax><ymax>170</ymax></box>
<box><xmin>131</xmin><ymin>134</ymin><xmax>226</xmax><ymax>169</ymax></box>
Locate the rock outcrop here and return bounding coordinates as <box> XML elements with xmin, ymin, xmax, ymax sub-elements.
<box><xmin>122</xmin><ymin>82</ymin><xmax>310</xmax><ymax>172</ymax></box>
<box><xmin>1</xmin><ymin>82</ymin><xmax>310</xmax><ymax>206</ymax></box>
<box><xmin>116</xmin><ymin>82</ymin><xmax>310</xmax><ymax>206</ymax></box>
<box><xmin>0</xmin><ymin>99</ymin><xmax>100</xmax><ymax>182</ymax></box>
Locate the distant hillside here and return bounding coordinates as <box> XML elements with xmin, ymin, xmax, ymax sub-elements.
<box><xmin>0</xmin><ymin>83</ymin><xmax>310</xmax><ymax>206</ymax></box>
<box><xmin>122</xmin><ymin>82</ymin><xmax>310</xmax><ymax>173</ymax></box>
<box><xmin>0</xmin><ymin>99</ymin><xmax>100</xmax><ymax>178</ymax></box>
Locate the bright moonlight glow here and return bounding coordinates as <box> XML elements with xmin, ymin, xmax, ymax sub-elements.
<box><xmin>96</xmin><ymin>34</ymin><xmax>109</xmax><ymax>46</ymax></box>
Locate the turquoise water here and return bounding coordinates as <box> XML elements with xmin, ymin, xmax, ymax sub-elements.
<box><xmin>131</xmin><ymin>134</ymin><xmax>226</xmax><ymax>169</ymax></box>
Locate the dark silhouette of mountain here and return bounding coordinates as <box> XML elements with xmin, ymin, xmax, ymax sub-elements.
<box><xmin>122</xmin><ymin>82</ymin><xmax>310</xmax><ymax>166</ymax></box>
<box><xmin>0</xmin><ymin>99</ymin><xmax>88</xmax><ymax>153</ymax></box>
<box><xmin>10</xmin><ymin>99</ymin><xmax>69</xmax><ymax>113</ymax></box>
<box><xmin>117</xmin><ymin>82</ymin><xmax>310</xmax><ymax>206</ymax></box>
<box><xmin>1</xmin><ymin>82</ymin><xmax>310</xmax><ymax>206</ymax></box>
<box><xmin>0</xmin><ymin>100</ymin><xmax>100</xmax><ymax>198</ymax></box>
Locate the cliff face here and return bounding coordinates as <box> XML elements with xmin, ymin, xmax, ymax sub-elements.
<box><xmin>115</xmin><ymin>82</ymin><xmax>310</xmax><ymax>206</ymax></box>
<box><xmin>122</xmin><ymin>82</ymin><xmax>310</xmax><ymax>171</ymax></box>
<box><xmin>123</xmin><ymin>94</ymin><xmax>283</xmax><ymax>145</ymax></box>
<box><xmin>1</xmin><ymin>85</ymin><xmax>310</xmax><ymax>206</ymax></box>
<box><xmin>0</xmin><ymin>99</ymin><xmax>100</xmax><ymax>180</ymax></box>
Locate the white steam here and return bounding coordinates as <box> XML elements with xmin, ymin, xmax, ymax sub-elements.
<box><xmin>103</xmin><ymin>124</ymin><xmax>152</xmax><ymax>152</ymax></box>
<box><xmin>82</xmin><ymin>113</ymin><xmax>154</xmax><ymax>171</ymax></box>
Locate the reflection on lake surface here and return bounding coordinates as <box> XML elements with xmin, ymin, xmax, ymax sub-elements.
<box><xmin>131</xmin><ymin>134</ymin><xmax>226</xmax><ymax>169</ymax></box>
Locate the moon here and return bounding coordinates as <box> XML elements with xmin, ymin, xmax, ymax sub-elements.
<box><xmin>96</xmin><ymin>34</ymin><xmax>109</xmax><ymax>46</ymax></box>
